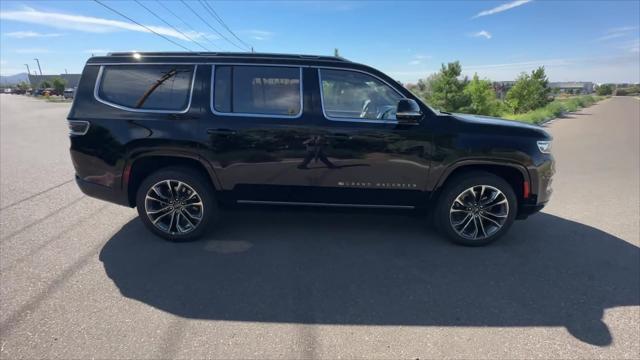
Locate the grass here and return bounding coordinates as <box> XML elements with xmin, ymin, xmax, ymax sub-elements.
<box><xmin>36</xmin><ymin>95</ymin><xmax>72</xmax><ymax>103</ymax></box>
<box><xmin>502</xmin><ymin>95</ymin><xmax>606</xmax><ymax>124</ymax></box>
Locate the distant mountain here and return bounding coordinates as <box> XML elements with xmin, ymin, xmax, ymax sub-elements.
<box><xmin>0</xmin><ymin>73</ymin><xmax>29</xmax><ymax>85</ymax></box>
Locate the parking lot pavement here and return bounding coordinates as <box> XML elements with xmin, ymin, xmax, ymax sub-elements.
<box><xmin>0</xmin><ymin>94</ymin><xmax>638</xmax><ymax>359</ymax></box>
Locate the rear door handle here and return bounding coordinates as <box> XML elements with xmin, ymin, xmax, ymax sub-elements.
<box><xmin>207</xmin><ymin>128</ymin><xmax>237</xmax><ymax>135</ymax></box>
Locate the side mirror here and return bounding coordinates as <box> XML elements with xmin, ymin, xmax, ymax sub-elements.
<box><xmin>396</xmin><ymin>99</ymin><xmax>422</xmax><ymax>124</ymax></box>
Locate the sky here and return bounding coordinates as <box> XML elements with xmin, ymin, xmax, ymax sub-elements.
<box><xmin>1</xmin><ymin>0</ymin><xmax>639</xmax><ymax>84</ymax></box>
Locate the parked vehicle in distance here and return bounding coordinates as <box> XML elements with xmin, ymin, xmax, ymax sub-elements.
<box><xmin>3</xmin><ymin>88</ymin><xmax>12</xmax><ymax>94</ymax></box>
<box><xmin>68</xmin><ymin>52</ymin><xmax>554</xmax><ymax>245</ymax></box>
<box><xmin>63</xmin><ymin>87</ymin><xmax>75</xmax><ymax>99</ymax></box>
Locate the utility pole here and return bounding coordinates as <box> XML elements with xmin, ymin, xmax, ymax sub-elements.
<box><xmin>33</xmin><ymin>58</ymin><xmax>43</xmax><ymax>75</ymax></box>
<box><xmin>24</xmin><ymin>64</ymin><xmax>31</xmax><ymax>75</ymax></box>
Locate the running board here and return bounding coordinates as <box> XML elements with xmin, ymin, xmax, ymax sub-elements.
<box><xmin>236</xmin><ymin>200</ymin><xmax>415</xmax><ymax>210</ymax></box>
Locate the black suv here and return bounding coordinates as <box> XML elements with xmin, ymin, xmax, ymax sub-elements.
<box><xmin>68</xmin><ymin>52</ymin><xmax>554</xmax><ymax>245</ymax></box>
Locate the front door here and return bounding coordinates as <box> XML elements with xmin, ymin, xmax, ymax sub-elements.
<box><xmin>303</xmin><ymin>68</ymin><xmax>433</xmax><ymax>206</ymax></box>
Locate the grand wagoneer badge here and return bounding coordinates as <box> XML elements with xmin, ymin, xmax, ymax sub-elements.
<box><xmin>338</xmin><ymin>181</ymin><xmax>418</xmax><ymax>188</ymax></box>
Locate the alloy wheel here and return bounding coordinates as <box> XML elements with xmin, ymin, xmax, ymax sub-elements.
<box><xmin>144</xmin><ymin>179</ymin><xmax>204</xmax><ymax>235</ymax></box>
<box><xmin>449</xmin><ymin>185</ymin><xmax>509</xmax><ymax>241</ymax></box>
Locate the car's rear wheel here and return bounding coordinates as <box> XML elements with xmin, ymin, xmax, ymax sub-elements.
<box><xmin>136</xmin><ymin>167</ymin><xmax>217</xmax><ymax>241</ymax></box>
<box><xmin>435</xmin><ymin>171</ymin><xmax>517</xmax><ymax>246</ymax></box>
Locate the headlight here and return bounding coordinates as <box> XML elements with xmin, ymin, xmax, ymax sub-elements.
<box><xmin>537</xmin><ymin>140</ymin><xmax>552</xmax><ymax>154</ymax></box>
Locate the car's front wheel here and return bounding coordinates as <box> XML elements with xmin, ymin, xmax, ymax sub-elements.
<box><xmin>435</xmin><ymin>171</ymin><xmax>517</xmax><ymax>246</ymax></box>
<box><xmin>135</xmin><ymin>167</ymin><xmax>217</xmax><ymax>241</ymax></box>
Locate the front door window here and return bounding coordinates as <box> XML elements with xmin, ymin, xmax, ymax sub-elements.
<box><xmin>319</xmin><ymin>69</ymin><xmax>402</xmax><ymax>121</ymax></box>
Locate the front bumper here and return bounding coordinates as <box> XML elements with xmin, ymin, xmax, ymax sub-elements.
<box><xmin>517</xmin><ymin>155</ymin><xmax>554</xmax><ymax>219</ymax></box>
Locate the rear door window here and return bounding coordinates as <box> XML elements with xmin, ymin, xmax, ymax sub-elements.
<box><xmin>213</xmin><ymin>65</ymin><xmax>302</xmax><ymax>117</ymax></box>
<box><xmin>97</xmin><ymin>64</ymin><xmax>195</xmax><ymax>112</ymax></box>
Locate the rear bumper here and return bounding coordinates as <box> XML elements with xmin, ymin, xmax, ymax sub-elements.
<box><xmin>516</xmin><ymin>202</ymin><xmax>546</xmax><ymax>219</ymax></box>
<box><xmin>75</xmin><ymin>175</ymin><xmax>130</xmax><ymax>207</ymax></box>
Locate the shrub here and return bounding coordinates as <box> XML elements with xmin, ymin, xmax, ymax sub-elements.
<box><xmin>505</xmin><ymin>67</ymin><xmax>551</xmax><ymax>114</ymax></box>
<box><xmin>428</xmin><ymin>61</ymin><xmax>470</xmax><ymax>112</ymax></box>
<box><xmin>596</xmin><ymin>84</ymin><xmax>613</xmax><ymax>96</ymax></box>
<box><xmin>461</xmin><ymin>73</ymin><xmax>500</xmax><ymax>116</ymax></box>
<box><xmin>502</xmin><ymin>95</ymin><xmax>603</xmax><ymax>124</ymax></box>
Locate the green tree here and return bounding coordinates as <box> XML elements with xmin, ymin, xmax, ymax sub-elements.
<box><xmin>505</xmin><ymin>66</ymin><xmax>550</xmax><ymax>114</ymax></box>
<box><xmin>52</xmin><ymin>77</ymin><xmax>67</xmax><ymax>95</ymax></box>
<box><xmin>461</xmin><ymin>73</ymin><xmax>499</xmax><ymax>116</ymax></box>
<box><xmin>596</xmin><ymin>84</ymin><xmax>613</xmax><ymax>96</ymax></box>
<box><xmin>429</xmin><ymin>61</ymin><xmax>470</xmax><ymax>112</ymax></box>
<box><xmin>16</xmin><ymin>81</ymin><xmax>29</xmax><ymax>91</ymax></box>
<box><xmin>409</xmin><ymin>73</ymin><xmax>441</xmax><ymax>104</ymax></box>
<box><xmin>531</xmin><ymin>66</ymin><xmax>550</xmax><ymax>107</ymax></box>
<box><xmin>39</xmin><ymin>80</ymin><xmax>51</xmax><ymax>89</ymax></box>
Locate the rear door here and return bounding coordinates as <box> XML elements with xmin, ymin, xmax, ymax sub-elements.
<box><xmin>198</xmin><ymin>64</ymin><xmax>323</xmax><ymax>202</ymax></box>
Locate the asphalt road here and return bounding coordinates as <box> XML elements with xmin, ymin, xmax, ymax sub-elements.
<box><xmin>1</xmin><ymin>94</ymin><xmax>638</xmax><ymax>359</ymax></box>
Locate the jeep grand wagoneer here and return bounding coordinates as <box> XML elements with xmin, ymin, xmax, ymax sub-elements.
<box><xmin>68</xmin><ymin>52</ymin><xmax>554</xmax><ymax>245</ymax></box>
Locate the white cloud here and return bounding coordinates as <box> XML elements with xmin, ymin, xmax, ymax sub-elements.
<box><xmin>241</xmin><ymin>30</ymin><xmax>273</xmax><ymax>41</ymax></box>
<box><xmin>0</xmin><ymin>8</ymin><xmax>196</xmax><ymax>41</ymax></box>
<box><xmin>595</xmin><ymin>26</ymin><xmax>638</xmax><ymax>42</ymax></box>
<box><xmin>4</xmin><ymin>31</ymin><xmax>63</xmax><ymax>38</ymax></box>
<box><xmin>620</xmin><ymin>39</ymin><xmax>640</xmax><ymax>53</ymax></box>
<box><xmin>465</xmin><ymin>58</ymin><xmax>572</xmax><ymax>70</ymax></box>
<box><xmin>471</xmin><ymin>30</ymin><xmax>492</xmax><ymax>39</ymax></box>
<box><xmin>83</xmin><ymin>49</ymin><xmax>111</xmax><ymax>54</ymax></box>
<box><xmin>606</xmin><ymin>26</ymin><xmax>639</xmax><ymax>34</ymax></box>
<box><xmin>472</xmin><ymin>0</ymin><xmax>532</xmax><ymax>19</ymax></box>
<box><xmin>409</xmin><ymin>54</ymin><xmax>432</xmax><ymax>65</ymax></box>
<box><xmin>14</xmin><ymin>48</ymin><xmax>50</xmax><ymax>54</ymax></box>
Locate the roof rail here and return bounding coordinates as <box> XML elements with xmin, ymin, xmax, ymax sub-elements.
<box><xmin>105</xmin><ymin>51</ymin><xmax>349</xmax><ymax>62</ymax></box>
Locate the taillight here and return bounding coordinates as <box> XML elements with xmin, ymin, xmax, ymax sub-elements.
<box><xmin>68</xmin><ymin>120</ymin><xmax>90</xmax><ymax>136</ymax></box>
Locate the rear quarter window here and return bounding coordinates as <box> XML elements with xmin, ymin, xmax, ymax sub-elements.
<box><xmin>97</xmin><ymin>64</ymin><xmax>195</xmax><ymax>111</ymax></box>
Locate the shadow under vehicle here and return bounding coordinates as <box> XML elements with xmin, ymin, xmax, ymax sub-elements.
<box><xmin>100</xmin><ymin>209</ymin><xmax>639</xmax><ymax>346</ymax></box>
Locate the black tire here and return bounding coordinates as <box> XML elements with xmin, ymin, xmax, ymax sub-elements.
<box><xmin>135</xmin><ymin>167</ymin><xmax>218</xmax><ymax>242</ymax></box>
<box><xmin>434</xmin><ymin>171</ymin><xmax>517</xmax><ymax>246</ymax></box>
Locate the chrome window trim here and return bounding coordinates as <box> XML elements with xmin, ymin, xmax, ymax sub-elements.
<box><xmin>93</xmin><ymin>64</ymin><xmax>197</xmax><ymax>114</ymax></box>
<box><xmin>317</xmin><ymin>67</ymin><xmax>404</xmax><ymax>125</ymax></box>
<box><xmin>209</xmin><ymin>64</ymin><xmax>304</xmax><ymax>119</ymax></box>
<box><xmin>88</xmin><ymin>62</ymin><xmax>308</xmax><ymax>67</ymax></box>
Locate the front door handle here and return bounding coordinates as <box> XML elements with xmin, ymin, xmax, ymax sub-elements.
<box><xmin>207</xmin><ymin>128</ymin><xmax>237</xmax><ymax>135</ymax></box>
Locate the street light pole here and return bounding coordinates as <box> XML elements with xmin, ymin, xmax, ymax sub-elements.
<box><xmin>33</xmin><ymin>58</ymin><xmax>43</xmax><ymax>75</ymax></box>
<box><xmin>24</xmin><ymin>64</ymin><xmax>31</xmax><ymax>75</ymax></box>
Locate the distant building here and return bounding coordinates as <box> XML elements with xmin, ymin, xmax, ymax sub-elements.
<box><xmin>28</xmin><ymin>74</ymin><xmax>82</xmax><ymax>89</ymax></box>
<box><xmin>493</xmin><ymin>81</ymin><xmax>516</xmax><ymax>99</ymax></box>
<box><xmin>493</xmin><ymin>81</ymin><xmax>595</xmax><ymax>98</ymax></box>
<box><xmin>548</xmin><ymin>82</ymin><xmax>594</xmax><ymax>94</ymax></box>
